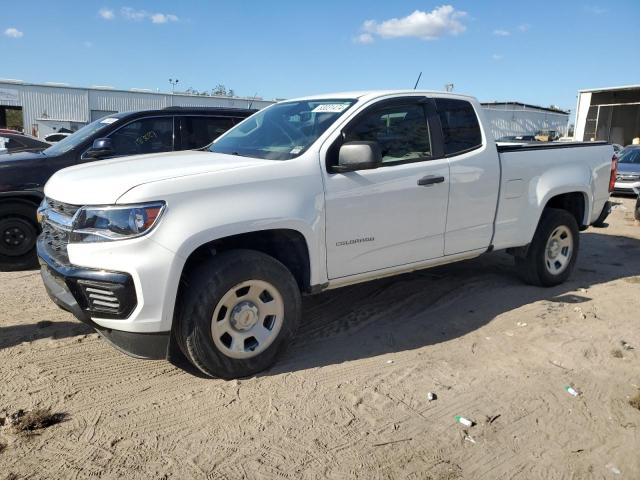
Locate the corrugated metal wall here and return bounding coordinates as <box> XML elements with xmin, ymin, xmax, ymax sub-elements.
<box><xmin>0</xmin><ymin>81</ymin><xmax>274</xmax><ymax>136</ymax></box>
<box><xmin>482</xmin><ymin>107</ymin><xmax>569</xmax><ymax>139</ymax></box>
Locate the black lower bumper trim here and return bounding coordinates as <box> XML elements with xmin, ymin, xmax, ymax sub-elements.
<box><xmin>95</xmin><ymin>328</ymin><xmax>170</xmax><ymax>360</ymax></box>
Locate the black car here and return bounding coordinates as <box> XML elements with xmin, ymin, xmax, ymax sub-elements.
<box><xmin>0</xmin><ymin>106</ymin><xmax>254</xmax><ymax>270</ymax></box>
<box><xmin>0</xmin><ymin>132</ymin><xmax>51</xmax><ymax>154</ymax></box>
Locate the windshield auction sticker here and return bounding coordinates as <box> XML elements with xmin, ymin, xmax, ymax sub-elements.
<box><xmin>312</xmin><ymin>104</ymin><xmax>350</xmax><ymax>113</ymax></box>
<box><xmin>100</xmin><ymin>118</ymin><xmax>119</xmax><ymax>124</ymax></box>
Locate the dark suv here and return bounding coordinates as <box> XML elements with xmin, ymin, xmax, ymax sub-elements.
<box><xmin>0</xmin><ymin>107</ymin><xmax>254</xmax><ymax>270</ymax></box>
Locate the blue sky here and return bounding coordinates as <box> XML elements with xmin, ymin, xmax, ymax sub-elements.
<box><xmin>2</xmin><ymin>1</ymin><xmax>639</xmax><ymax>116</ymax></box>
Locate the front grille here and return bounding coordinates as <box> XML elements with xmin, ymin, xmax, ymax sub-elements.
<box><xmin>616</xmin><ymin>174</ymin><xmax>640</xmax><ymax>183</ymax></box>
<box><xmin>40</xmin><ymin>197</ymin><xmax>81</xmax><ymax>265</ymax></box>
<box><xmin>47</xmin><ymin>198</ymin><xmax>80</xmax><ymax>217</ymax></box>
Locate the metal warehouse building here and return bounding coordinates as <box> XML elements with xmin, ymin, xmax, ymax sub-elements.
<box><xmin>0</xmin><ymin>80</ymin><xmax>275</xmax><ymax>139</ymax></box>
<box><xmin>574</xmin><ymin>84</ymin><xmax>640</xmax><ymax>145</ymax></box>
<box><xmin>481</xmin><ymin>102</ymin><xmax>570</xmax><ymax>140</ymax></box>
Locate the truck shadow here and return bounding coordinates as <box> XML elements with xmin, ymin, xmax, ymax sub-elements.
<box><xmin>267</xmin><ymin>229</ymin><xmax>640</xmax><ymax>376</ymax></box>
<box><xmin>0</xmin><ymin>321</ymin><xmax>93</xmax><ymax>349</ymax></box>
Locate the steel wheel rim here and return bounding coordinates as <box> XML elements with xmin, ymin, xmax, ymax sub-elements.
<box><xmin>0</xmin><ymin>218</ymin><xmax>35</xmax><ymax>257</ymax></box>
<box><xmin>544</xmin><ymin>225</ymin><xmax>573</xmax><ymax>275</ymax></box>
<box><xmin>211</xmin><ymin>279</ymin><xmax>284</xmax><ymax>359</ymax></box>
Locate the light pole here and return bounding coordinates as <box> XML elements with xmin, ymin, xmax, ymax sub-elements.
<box><xmin>169</xmin><ymin>78</ymin><xmax>179</xmax><ymax>94</ymax></box>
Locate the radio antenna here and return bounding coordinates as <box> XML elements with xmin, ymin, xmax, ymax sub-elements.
<box><xmin>413</xmin><ymin>72</ymin><xmax>422</xmax><ymax>90</ymax></box>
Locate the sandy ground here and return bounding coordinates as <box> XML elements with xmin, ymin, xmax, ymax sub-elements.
<box><xmin>1</xmin><ymin>197</ymin><xmax>639</xmax><ymax>480</ymax></box>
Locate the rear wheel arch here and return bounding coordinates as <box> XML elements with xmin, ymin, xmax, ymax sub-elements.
<box><xmin>542</xmin><ymin>191</ymin><xmax>588</xmax><ymax>229</ymax></box>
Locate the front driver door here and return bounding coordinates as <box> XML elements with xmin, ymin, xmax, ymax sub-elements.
<box><xmin>322</xmin><ymin>97</ymin><xmax>450</xmax><ymax>279</ymax></box>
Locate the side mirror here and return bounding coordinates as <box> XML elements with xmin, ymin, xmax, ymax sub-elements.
<box><xmin>333</xmin><ymin>141</ymin><xmax>382</xmax><ymax>173</ymax></box>
<box><xmin>85</xmin><ymin>138</ymin><xmax>114</xmax><ymax>158</ymax></box>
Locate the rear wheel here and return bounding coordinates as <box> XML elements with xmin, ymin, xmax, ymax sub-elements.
<box><xmin>176</xmin><ymin>250</ymin><xmax>301</xmax><ymax>379</ymax></box>
<box><xmin>635</xmin><ymin>195</ymin><xmax>640</xmax><ymax>222</ymax></box>
<box><xmin>515</xmin><ymin>208</ymin><xmax>579</xmax><ymax>287</ymax></box>
<box><xmin>0</xmin><ymin>203</ymin><xmax>39</xmax><ymax>271</ymax></box>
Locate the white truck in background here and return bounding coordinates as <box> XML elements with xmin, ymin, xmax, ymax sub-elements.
<box><xmin>37</xmin><ymin>90</ymin><xmax>615</xmax><ymax>378</ymax></box>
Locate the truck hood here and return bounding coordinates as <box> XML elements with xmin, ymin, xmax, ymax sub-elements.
<box><xmin>0</xmin><ymin>150</ymin><xmax>45</xmax><ymax>165</ymax></box>
<box><xmin>617</xmin><ymin>162</ymin><xmax>640</xmax><ymax>175</ymax></box>
<box><xmin>44</xmin><ymin>150</ymin><xmax>269</xmax><ymax>205</ymax></box>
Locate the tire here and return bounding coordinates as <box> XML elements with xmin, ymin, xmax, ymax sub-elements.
<box><xmin>0</xmin><ymin>202</ymin><xmax>39</xmax><ymax>271</ymax></box>
<box><xmin>515</xmin><ymin>208</ymin><xmax>579</xmax><ymax>287</ymax></box>
<box><xmin>176</xmin><ymin>249</ymin><xmax>301</xmax><ymax>379</ymax></box>
<box><xmin>635</xmin><ymin>195</ymin><xmax>640</xmax><ymax>222</ymax></box>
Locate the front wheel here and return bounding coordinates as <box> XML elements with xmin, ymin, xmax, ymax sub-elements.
<box><xmin>0</xmin><ymin>203</ymin><xmax>39</xmax><ymax>271</ymax></box>
<box><xmin>176</xmin><ymin>250</ymin><xmax>301</xmax><ymax>379</ymax></box>
<box><xmin>515</xmin><ymin>208</ymin><xmax>580</xmax><ymax>287</ymax></box>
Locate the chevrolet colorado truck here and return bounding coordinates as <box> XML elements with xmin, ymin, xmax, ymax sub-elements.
<box><xmin>37</xmin><ymin>91</ymin><xmax>615</xmax><ymax>378</ymax></box>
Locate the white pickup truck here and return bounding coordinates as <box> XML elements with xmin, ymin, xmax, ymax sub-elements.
<box><xmin>37</xmin><ymin>90</ymin><xmax>616</xmax><ymax>378</ymax></box>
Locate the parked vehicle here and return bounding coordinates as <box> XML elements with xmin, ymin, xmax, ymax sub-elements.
<box><xmin>612</xmin><ymin>143</ymin><xmax>624</xmax><ymax>154</ymax></box>
<box><xmin>534</xmin><ymin>129</ymin><xmax>560</xmax><ymax>142</ymax></box>
<box><xmin>0</xmin><ymin>107</ymin><xmax>254</xmax><ymax>270</ymax></box>
<box><xmin>0</xmin><ymin>132</ymin><xmax>50</xmax><ymax>154</ymax></box>
<box><xmin>44</xmin><ymin>132</ymin><xmax>72</xmax><ymax>143</ymax></box>
<box><xmin>612</xmin><ymin>145</ymin><xmax>640</xmax><ymax>194</ymax></box>
<box><xmin>37</xmin><ymin>90</ymin><xmax>614</xmax><ymax>378</ymax></box>
<box><xmin>497</xmin><ymin>135</ymin><xmax>537</xmax><ymax>142</ymax></box>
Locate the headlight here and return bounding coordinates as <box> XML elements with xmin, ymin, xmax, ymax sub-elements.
<box><xmin>69</xmin><ymin>202</ymin><xmax>166</xmax><ymax>243</ymax></box>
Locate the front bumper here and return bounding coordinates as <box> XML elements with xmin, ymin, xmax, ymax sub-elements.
<box><xmin>613</xmin><ymin>180</ymin><xmax>640</xmax><ymax>193</ymax></box>
<box><xmin>37</xmin><ymin>240</ymin><xmax>170</xmax><ymax>359</ymax></box>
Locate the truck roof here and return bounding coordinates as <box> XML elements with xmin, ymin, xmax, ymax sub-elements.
<box><xmin>284</xmin><ymin>90</ymin><xmax>476</xmax><ymax>103</ymax></box>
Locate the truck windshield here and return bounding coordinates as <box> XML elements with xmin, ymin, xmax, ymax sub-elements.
<box><xmin>210</xmin><ymin>99</ymin><xmax>356</xmax><ymax>160</ymax></box>
<box><xmin>618</xmin><ymin>148</ymin><xmax>640</xmax><ymax>164</ymax></box>
<box><xmin>43</xmin><ymin>115</ymin><xmax>124</xmax><ymax>156</ymax></box>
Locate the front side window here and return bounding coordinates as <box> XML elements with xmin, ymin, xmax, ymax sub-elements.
<box><xmin>210</xmin><ymin>99</ymin><xmax>356</xmax><ymax>160</ymax></box>
<box><xmin>435</xmin><ymin>98</ymin><xmax>482</xmax><ymax>156</ymax></box>
<box><xmin>109</xmin><ymin>117</ymin><xmax>173</xmax><ymax>156</ymax></box>
<box><xmin>343</xmin><ymin>103</ymin><xmax>432</xmax><ymax>163</ymax></box>
<box><xmin>179</xmin><ymin>116</ymin><xmax>236</xmax><ymax>150</ymax></box>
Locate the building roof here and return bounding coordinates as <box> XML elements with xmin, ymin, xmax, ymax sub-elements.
<box><xmin>480</xmin><ymin>101</ymin><xmax>569</xmax><ymax>115</ymax></box>
<box><xmin>578</xmin><ymin>84</ymin><xmax>640</xmax><ymax>93</ymax></box>
<box><xmin>0</xmin><ymin>79</ymin><xmax>272</xmax><ymax>102</ymax></box>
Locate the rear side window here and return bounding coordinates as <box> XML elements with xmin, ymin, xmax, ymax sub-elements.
<box><xmin>178</xmin><ymin>116</ymin><xmax>236</xmax><ymax>150</ymax></box>
<box><xmin>435</xmin><ymin>99</ymin><xmax>482</xmax><ymax>156</ymax></box>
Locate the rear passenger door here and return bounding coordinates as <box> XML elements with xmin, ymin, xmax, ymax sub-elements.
<box><xmin>176</xmin><ymin>116</ymin><xmax>237</xmax><ymax>150</ymax></box>
<box><xmin>434</xmin><ymin>98</ymin><xmax>500</xmax><ymax>255</ymax></box>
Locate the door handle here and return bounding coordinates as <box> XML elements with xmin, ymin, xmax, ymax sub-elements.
<box><xmin>417</xmin><ymin>175</ymin><xmax>445</xmax><ymax>186</ymax></box>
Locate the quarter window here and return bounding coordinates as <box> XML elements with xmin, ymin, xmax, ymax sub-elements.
<box><xmin>343</xmin><ymin>103</ymin><xmax>432</xmax><ymax>163</ymax></box>
<box><xmin>435</xmin><ymin>99</ymin><xmax>482</xmax><ymax>156</ymax></box>
<box><xmin>108</xmin><ymin>117</ymin><xmax>173</xmax><ymax>156</ymax></box>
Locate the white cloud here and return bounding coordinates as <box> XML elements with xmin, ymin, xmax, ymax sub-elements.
<box><xmin>4</xmin><ymin>27</ymin><xmax>23</xmax><ymax>38</ymax></box>
<box><xmin>492</xmin><ymin>54</ymin><xmax>504</xmax><ymax>61</ymax></box>
<box><xmin>584</xmin><ymin>5</ymin><xmax>607</xmax><ymax>14</ymax></box>
<box><xmin>493</xmin><ymin>29</ymin><xmax>510</xmax><ymax>36</ymax></box>
<box><xmin>151</xmin><ymin>13</ymin><xmax>179</xmax><ymax>24</ymax></box>
<box><xmin>120</xmin><ymin>7</ymin><xmax>178</xmax><ymax>23</ymax></box>
<box><xmin>517</xmin><ymin>24</ymin><xmax>530</xmax><ymax>32</ymax></box>
<box><xmin>354</xmin><ymin>33</ymin><xmax>374</xmax><ymax>44</ymax></box>
<box><xmin>358</xmin><ymin>5</ymin><xmax>467</xmax><ymax>42</ymax></box>
<box><xmin>121</xmin><ymin>7</ymin><xmax>147</xmax><ymax>21</ymax></box>
<box><xmin>98</xmin><ymin>8</ymin><xmax>115</xmax><ymax>20</ymax></box>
